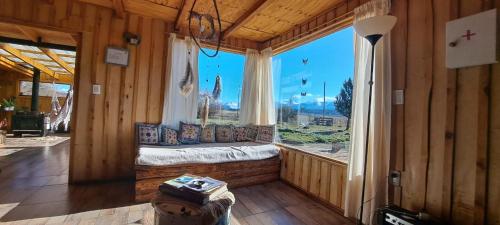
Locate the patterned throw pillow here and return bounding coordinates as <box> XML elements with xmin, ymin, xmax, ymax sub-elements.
<box><xmin>215</xmin><ymin>125</ymin><xmax>234</xmax><ymax>143</ymax></box>
<box><xmin>200</xmin><ymin>125</ymin><xmax>216</xmax><ymax>143</ymax></box>
<box><xmin>244</xmin><ymin>125</ymin><xmax>258</xmax><ymax>141</ymax></box>
<box><xmin>159</xmin><ymin>125</ymin><xmax>179</xmax><ymax>146</ymax></box>
<box><xmin>178</xmin><ymin>122</ymin><xmax>201</xmax><ymax>144</ymax></box>
<box><xmin>137</xmin><ymin>123</ymin><xmax>159</xmax><ymax>145</ymax></box>
<box><xmin>233</xmin><ymin>127</ymin><xmax>247</xmax><ymax>142</ymax></box>
<box><xmin>256</xmin><ymin>125</ymin><xmax>275</xmax><ymax>143</ymax></box>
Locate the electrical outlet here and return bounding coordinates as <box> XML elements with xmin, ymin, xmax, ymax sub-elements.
<box><xmin>389</xmin><ymin>170</ymin><xmax>401</xmax><ymax>186</ymax></box>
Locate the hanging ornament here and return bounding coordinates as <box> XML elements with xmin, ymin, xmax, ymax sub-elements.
<box><xmin>212</xmin><ymin>75</ymin><xmax>222</xmax><ymax>100</ymax></box>
<box><xmin>50</xmin><ymin>82</ymin><xmax>61</xmax><ymax>116</ymax></box>
<box><xmin>180</xmin><ymin>48</ymin><xmax>194</xmax><ymax>96</ymax></box>
<box><xmin>188</xmin><ymin>0</ymin><xmax>222</xmax><ymax>57</ymax></box>
<box><xmin>200</xmin><ymin>95</ymin><xmax>210</xmax><ymax>128</ymax></box>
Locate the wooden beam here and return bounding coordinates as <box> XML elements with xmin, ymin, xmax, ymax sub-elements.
<box><xmin>78</xmin><ymin>0</ymin><xmax>113</xmax><ymax>8</ymax></box>
<box><xmin>78</xmin><ymin>0</ymin><xmax>178</xmax><ymax>21</ymax></box>
<box><xmin>41</xmin><ymin>48</ymin><xmax>75</xmax><ymax>75</ymax></box>
<box><xmin>0</xmin><ymin>43</ymin><xmax>59</xmax><ymax>79</ymax></box>
<box><xmin>222</xmin><ymin>0</ymin><xmax>272</xmax><ymax>39</ymax></box>
<box><xmin>174</xmin><ymin>0</ymin><xmax>188</xmax><ymax>31</ymax></box>
<box><xmin>0</xmin><ymin>56</ymin><xmax>33</xmax><ymax>77</ymax></box>
<box><xmin>112</xmin><ymin>0</ymin><xmax>125</xmax><ymax>18</ymax></box>
<box><xmin>17</xmin><ymin>49</ymin><xmax>43</xmax><ymax>54</ymax></box>
<box><xmin>15</xmin><ymin>25</ymin><xmax>40</xmax><ymax>42</ymax></box>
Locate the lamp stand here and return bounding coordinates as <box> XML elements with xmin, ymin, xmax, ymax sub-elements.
<box><xmin>358</xmin><ymin>33</ymin><xmax>382</xmax><ymax>225</ymax></box>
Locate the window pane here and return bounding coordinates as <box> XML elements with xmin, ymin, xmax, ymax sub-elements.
<box><xmin>197</xmin><ymin>49</ymin><xmax>245</xmax><ymax>125</ymax></box>
<box><xmin>19</xmin><ymin>81</ymin><xmax>71</xmax><ymax>98</ymax></box>
<box><xmin>273</xmin><ymin>27</ymin><xmax>354</xmax><ymax>163</ymax></box>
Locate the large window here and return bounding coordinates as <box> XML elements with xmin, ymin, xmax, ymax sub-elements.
<box><xmin>197</xmin><ymin>49</ymin><xmax>244</xmax><ymax>125</ymax></box>
<box><xmin>273</xmin><ymin>27</ymin><xmax>354</xmax><ymax>162</ymax></box>
<box><xmin>19</xmin><ymin>81</ymin><xmax>71</xmax><ymax>97</ymax></box>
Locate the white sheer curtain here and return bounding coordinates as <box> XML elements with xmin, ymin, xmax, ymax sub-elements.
<box><xmin>161</xmin><ymin>33</ymin><xmax>199</xmax><ymax>129</ymax></box>
<box><xmin>344</xmin><ymin>0</ymin><xmax>392</xmax><ymax>224</ymax></box>
<box><xmin>239</xmin><ymin>47</ymin><xmax>275</xmax><ymax>125</ymax></box>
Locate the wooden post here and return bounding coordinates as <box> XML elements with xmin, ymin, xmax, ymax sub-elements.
<box><xmin>31</xmin><ymin>68</ymin><xmax>40</xmax><ymax>112</ymax></box>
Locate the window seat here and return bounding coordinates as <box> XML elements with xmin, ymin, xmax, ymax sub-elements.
<box><xmin>136</xmin><ymin>142</ymin><xmax>279</xmax><ymax>166</ymax></box>
<box><xmin>135</xmin><ymin>142</ymin><xmax>281</xmax><ymax>202</ymax></box>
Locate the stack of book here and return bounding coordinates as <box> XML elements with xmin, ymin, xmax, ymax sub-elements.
<box><xmin>159</xmin><ymin>174</ymin><xmax>228</xmax><ymax>205</ymax></box>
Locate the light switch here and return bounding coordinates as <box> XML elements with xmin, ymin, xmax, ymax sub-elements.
<box><xmin>393</xmin><ymin>90</ymin><xmax>404</xmax><ymax>105</ymax></box>
<box><xmin>92</xmin><ymin>84</ymin><xmax>101</xmax><ymax>95</ymax></box>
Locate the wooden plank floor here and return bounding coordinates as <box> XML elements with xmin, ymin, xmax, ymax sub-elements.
<box><xmin>0</xmin><ymin>140</ymin><xmax>352</xmax><ymax>225</ymax></box>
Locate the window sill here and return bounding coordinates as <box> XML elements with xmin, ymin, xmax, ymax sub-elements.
<box><xmin>274</xmin><ymin>143</ymin><xmax>348</xmax><ymax>166</ymax></box>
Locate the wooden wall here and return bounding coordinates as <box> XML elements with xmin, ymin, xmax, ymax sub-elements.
<box><xmin>0</xmin><ymin>69</ymin><xmax>67</xmax><ymax>113</ymax></box>
<box><xmin>390</xmin><ymin>0</ymin><xmax>500</xmax><ymax>224</ymax></box>
<box><xmin>0</xmin><ymin>0</ymin><xmax>170</xmax><ymax>182</ymax></box>
<box><xmin>279</xmin><ymin>146</ymin><xmax>347</xmax><ymax>211</ymax></box>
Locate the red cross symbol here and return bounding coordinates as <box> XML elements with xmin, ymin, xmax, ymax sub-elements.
<box><xmin>462</xmin><ymin>29</ymin><xmax>476</xmax><ymax>40</ymax></box>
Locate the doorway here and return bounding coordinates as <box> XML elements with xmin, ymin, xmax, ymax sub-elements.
<box><xmin>0</xmin><ymin>22</ymin><xmax>77</xmax><ymax>151</ymax></box>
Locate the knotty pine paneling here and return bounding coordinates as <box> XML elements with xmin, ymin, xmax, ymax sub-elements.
<box><xmin>280</xmin><ymin>146</ymin><xmax>347</xmax><ymax>211</ymax></box>
<box><xmin>390</xmin><ymin>0</ymin><xmax>500</xmax><ymax>224</ymax></box>
<box><xmin>0</xmin><ymin>0</ymin><xmax>170</xmax><ymax>182</ymax></box>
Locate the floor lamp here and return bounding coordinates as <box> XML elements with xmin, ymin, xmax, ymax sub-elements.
<box><xmin>352</xmin><ymin>15</ymin><xmax>396</xmax><ymax>225</ymax></box>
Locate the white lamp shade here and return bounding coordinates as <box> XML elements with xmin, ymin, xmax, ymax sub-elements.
<box><xmin>353</xmin><ymin>15</ymin><xmax>397</xmax><ymax>37</ymax></box>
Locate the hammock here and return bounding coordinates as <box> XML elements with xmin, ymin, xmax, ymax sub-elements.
<box><xmin>49</xmin><ymin>88</ymin><xmax>73</xmax><ymax>132</ymax></box>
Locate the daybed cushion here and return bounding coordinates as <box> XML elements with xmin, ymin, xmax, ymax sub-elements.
<box><xmin>159</xmin><ymin>125</ymin><xmax>179</xmax><ymax>146</ymax></box>
<box><xmin>244</xmin><ymin>126</ymin><xmax>258</xmax><ymax>141</ymax></box>
<box><xmin>136</xmin><ymin>142</ymin><xmax>279</xmax><ymax>166</ymax></box>
<box><xmin>215</xmin><ymin>125</ymin><xmax>234</xmax><ymax>143</ymax></box>
<box><xmin>256</xmin><ymin>125</ymin><xmax>275</xmax><ymax>143</ymax></box>
<box><xmin>233</xmin><ymin>127</ymin><xmax>247</xmax><ymax>142</ymax></box>
<box><xmin>179</xmin><ymin>122</ymin><xmax>201</xmax><ymax>144</ymax></box>
<box><xmin>137</xmin><ymin>123</ymin><xmax>160</xmax><ymax>145</ymax></box>
<box><xmin>200</xmin><ymin>125</ymin><xmax>216</xmax><ymax>143</ymax></box>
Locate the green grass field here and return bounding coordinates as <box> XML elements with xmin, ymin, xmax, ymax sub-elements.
<box><xmin>197</xmin><ymin>110</ymin><xmax>351</xmax><ymax>148</ymax></box>
<box><xmin>277</xmin><ymin>123</ymin><xmax>350</xmax><ymax>144</ymax></box>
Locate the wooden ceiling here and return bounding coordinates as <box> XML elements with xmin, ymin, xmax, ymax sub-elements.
<box><xmin>79</xmin><ymin>0</ymin><xmax>348</xmax><ymax>42</ymax></box>
<box><xmin>0</xmin><ymin>22</ymin><xmax>77</xmax><ymax>47</ymax></box>
<box><xmin>0</xmin><ymin>22</ymin><xmax>76</xmax><ymax>83</ymax></box>
<box><xmin>0</xmin><ymin>43</ymin><xmax>75</xmax><ymax>83</ymax></box>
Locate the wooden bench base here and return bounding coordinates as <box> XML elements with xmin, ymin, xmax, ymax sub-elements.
<box><xmin>135</xmin><ymin>156</ymin><xmax>281</xmax><ymax>202</ymax></box>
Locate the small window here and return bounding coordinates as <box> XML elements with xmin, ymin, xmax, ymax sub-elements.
<box><xmin>273</xmin><ymin>27</ymin><xmax>354</xmax><ymax>163</ymax></box>
<box><xmin>19</xmin><ymin>81</ymin><xmax>71</xmax><ymax>97</ymax></box>
<box><xmin>197</xmin><ymin>49</ymin><xmax>245</xmax><ymax>125</ymax></box>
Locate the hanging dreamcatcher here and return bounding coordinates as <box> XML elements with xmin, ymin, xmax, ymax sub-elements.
<box><xmin>188</xmin><ymin>0</ymin><xmax>222</xmax><ymax>57</ymax></box>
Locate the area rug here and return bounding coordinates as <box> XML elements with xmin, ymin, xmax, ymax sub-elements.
<box><xmin>0</xmin><ymin>134</ymin><xmax>70</xmax><ymax>148</ymax></box>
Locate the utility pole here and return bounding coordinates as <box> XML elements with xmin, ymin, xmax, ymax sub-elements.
<box><xmin>236</xmin><ymin>87</ymin><xmax>241</xmax><ymax>118</ymax></box>
<box><xmin>323</xmin><ymin>81</ymin><xmax>326</xmax><ymax>120</ymax></box>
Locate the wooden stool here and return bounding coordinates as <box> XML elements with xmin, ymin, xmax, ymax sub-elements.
<box><xmin>151</xmin><ymin>191</ymin><xmax>233</xmax><ymax>225</ymax></box>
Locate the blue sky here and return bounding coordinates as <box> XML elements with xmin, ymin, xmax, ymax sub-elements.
<box><xmin>198</xmin><ymin>26</ymin><xmax>354</xmax><ymax>108</ymax></box>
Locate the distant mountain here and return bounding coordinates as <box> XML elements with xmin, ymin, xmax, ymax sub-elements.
<box><xmin>218</xmin><ymin>100</ymin><xmax>339</xmax><ymax>116</ymax></box>
<box><xmin>276</xmin><ymin>101</ymin><xmax>339</xmax><ymax>116</ymax></box>
<box><xmin>298</xmin><ymin>101</ymin><xmax>339</xmax><ymax>116</ymax></box>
